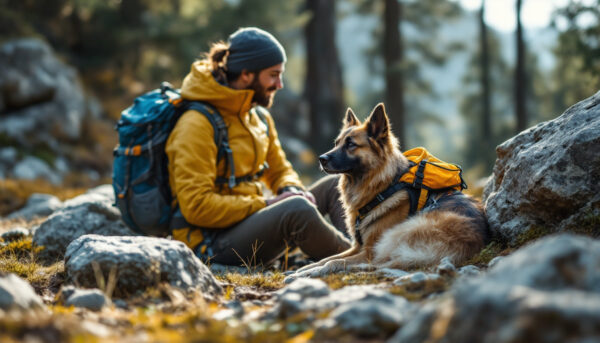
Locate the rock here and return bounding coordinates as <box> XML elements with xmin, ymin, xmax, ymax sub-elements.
<box><xmin>1</xmin><ymin>227</ymin><xmax>29</xmax><ymax>242</ymax></box>
<box><xmin>488</xmin><ymin>255</ymin><xmax>504</xmax><ymax>269</ymax></box>
<box><xmin>315</xmin><ymin>292</ymin><xmax>413</xmax><ymax>338</ymax></box>
<box><xmin>64</xmin><ymin>234</ymin><xmax>223</xmax><ymax>298</ymax></box>
<box><xmin>62</xmin><ymin>287</ymin><xmax>108</xmax><ymax>312</ymax></box>
<box><xmin>391</xmin><ymin>234</ymin><xmax>600</xmax><ymax>343</ymax></box>
<box><xmin>12</xmin><ymin>156</ymin><xmax>62</xmax><ymax>185</ymax></box>
<box><xmin>268</xmin><ymin>282</ymin><xmax>401</xmax><ymax>320</ymax></box>
<box><xmin>0</xmin><ymin>147</ymin><xmax>17</xmax><ymax>165</ymax></box>
<box><xmin>0</xmin><ymin>39</ymin><xmax>86</xmax><ymax>143</ymax></box>
<box><xmin>393</xmin><ymin>272</ymin><xmax>444</xmax><ymax>292</ymax></box>
<box><xmin>277</xmin><ymin>278</ymin><xmax>331</xmax><ymax>299</ymax></box>
<box><xmin>457</xmin><ymin>265</ymin><xmax>481</xmax><ymax>277</ymax></box>
<box><xmin>209</xmin><ymin>263</ymin><xmax>250</xmax><ymax>275</ymax></box>
<box><xmin>0</xmin><ymin>273</ymin><xmax>44</xmax><ymax>310</ymax></box>
<box><xmin>483</xmin><ymin>91</ymin><xmax>600</xmax><ymax>245</ymax></box>
<box><xmin>436</xmin><ymin>257</ymin><xmax>457</xmax><ymax>278</ymax></box>
<box><xmin>33</xmin><ymin>185</ymin><xmax>135</xmax><ymax>260</ymax></box>
<box><xmin>6</xmin><ymin>193</ymin><xmax>62</xmax><ymax>221</ymax></box>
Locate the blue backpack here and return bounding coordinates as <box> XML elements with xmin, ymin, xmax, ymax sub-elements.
<box><xmin>112</xmin><ymin>82</ymin><xmax>269</xmax><ymax>236</ymax></box>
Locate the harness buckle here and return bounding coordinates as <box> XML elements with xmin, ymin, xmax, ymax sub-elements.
<box><xmin>228</xmin><ymin>176</ymin><xmax>236</xmax><ymax>189</ymax></box>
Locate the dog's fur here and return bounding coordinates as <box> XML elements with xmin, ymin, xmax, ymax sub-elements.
<box><xmin>289</xmin><ymin>103</ymin><xmax>489</xmax><ymax>279</ymax></box>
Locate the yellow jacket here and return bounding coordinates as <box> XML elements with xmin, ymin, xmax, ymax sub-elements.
<box><xmin>165</xmin><ymin>60</ymin><xmax>303</xmax><ymax>229</ymax></box>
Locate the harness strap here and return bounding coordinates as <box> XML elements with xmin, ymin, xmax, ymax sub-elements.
<box><xmin>356</xmin><ymin>167</ymin><xmax>409</xmax><ymax>226</ymax></box>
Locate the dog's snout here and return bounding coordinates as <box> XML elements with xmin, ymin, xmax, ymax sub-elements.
<box><xmin>319</xmin><ymin>154</ymin><xmax>330</xmax><ymax>166</ymax></box>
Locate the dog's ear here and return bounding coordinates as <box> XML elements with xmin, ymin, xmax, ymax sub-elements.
<box><xmin>343</xmin><ymin>108</ymin><xmax>360</xmax><ymax>129</ymax></box>
<box><xmin>366</xmin><ymin>103</ymin><xmax>390</xmax><ymax>140</ymax></box>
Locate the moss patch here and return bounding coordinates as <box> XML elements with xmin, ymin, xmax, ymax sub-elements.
<box><xmin>466</xmin><ymin>240</ymin><xmax>512</xmax><ymax>267</ymax></box>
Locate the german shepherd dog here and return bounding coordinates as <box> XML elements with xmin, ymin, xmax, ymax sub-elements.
<box><xmin>288</xmin><ymin>103</ymin><xmax>489</xmax><ymax>279</ymax></box>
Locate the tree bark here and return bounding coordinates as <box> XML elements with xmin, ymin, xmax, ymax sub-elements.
<box><xmin>384</xmin><ymin>0</ymin><xmax>406</xmax><ymax>147</ymax></box>
<box><xmin>305</xmin><ymin>0</ymin><xmax>345</xmax><ymax>154</ymax></box>
<box><xmin>514</xmin><ymin>0</ymin><xmax>527</xmax><ymax>132</ymax></box>
<box><xmin>480</xmin><ymin>0</ymin><xmax>492</xmax><ymax>145</ymax></box>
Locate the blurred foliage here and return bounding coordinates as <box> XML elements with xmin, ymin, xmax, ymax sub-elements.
<box><xmin>1</xmin><ymin>0</ymin><xmax>599</xmax><ymax>184</ymax></box>
<box><xmin>0</xmin><ymin>0</ymin><xmax>305</xmax><ymax>118</ymax></box>
<box><xmin>354</xmin><ymin>0</ymin><xmax>463</xmax><ymax>147</ymax></box>
<box><xmin>550</xmin><ymin>0</ymin><xmax>600</xmax><ymax>112</ymax></box>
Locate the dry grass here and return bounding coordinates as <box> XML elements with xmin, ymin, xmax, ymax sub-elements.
<box><xmin>0</xmin><ymin>237</ymin><xmax>65</xmax><ymax>294</ymax></box>
<box><xmin>320</xmin><ymin>272</ymin><xmax>393</xmax><ymax>290</ymax></box>
<box><xmin>216</xmin><ymin>272</ymin><xmax>286</xmax><ymax>292</ymax></box>
<box><xmin>0</xmin><ymin>179</ymin><xmax>87</xmax><ymax>216</ymax></box>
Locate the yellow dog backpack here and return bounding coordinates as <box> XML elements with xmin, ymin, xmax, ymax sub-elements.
<box><xmin>400</xmin><ymin>147</ymin><xmax>466</xmax><ymax>212</ymax></box>
<box><xmin>354</xmin><ymin>147</ymin><xmax>467</xmax><ymax>242</ymax></box>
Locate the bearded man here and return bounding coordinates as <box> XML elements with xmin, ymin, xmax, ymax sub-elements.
<box><xmin>166</xmin><ymin>27</ymin><xmax>350</xmax><ymax>266</ymax></box>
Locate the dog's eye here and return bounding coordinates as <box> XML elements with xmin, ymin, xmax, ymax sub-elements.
<box><xmin>346</xmin><ymin>139</ymin><xmax>357</xmax><ymax>148</ymax></box>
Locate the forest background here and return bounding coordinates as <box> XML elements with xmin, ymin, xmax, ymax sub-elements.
<box><xmin>1</xmin><ymin>0</ymin><xmax>598</xmax><ymax>188</ymax></box>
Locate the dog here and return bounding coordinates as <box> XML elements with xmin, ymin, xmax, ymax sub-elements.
<box><xmin>287</xmin><ymin>103</ymin><xmax>490</xmax><ymax>280</ymax></box>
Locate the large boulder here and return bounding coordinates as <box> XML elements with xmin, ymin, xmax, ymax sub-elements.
<box><xmin>484</xmin><ymin>91</ymin><xmax>600</xmax><ymax>244</ymax></box>
<box><xmin>390</xmin><ymin>234</ymin><xmax>600</xmax><ymax>343</ymax></box>
<box><xmin>33</xmin><ymin>185</ymin><xmax>135</xmax><ymax>261</ymax></box>
<box><xmin>0</xmin><ymin>38</ymin><xmax>86</xmax><ymax>142</ymax></box>
<box><xmin>0</xmin><ymin>273</ymin><xmax>44</xmax><ymax>311</ymax></box>
<box><xmin>64</xmin><ymin>235</ymin><xmax>223</xmax><ymax>299</ymax></box>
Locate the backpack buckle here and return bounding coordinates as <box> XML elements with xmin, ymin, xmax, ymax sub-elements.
<box><xmin>229</xmin><ymin>176</ymin><xmax>236</xmax><ymax>189</ymax></box>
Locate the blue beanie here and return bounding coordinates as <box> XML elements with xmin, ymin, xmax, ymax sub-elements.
<box><xmin>226</xmin><ymin>27</ymin><xmax>287</xmax><ymax>74</ymax></box>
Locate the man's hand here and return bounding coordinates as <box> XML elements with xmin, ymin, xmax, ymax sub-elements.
<box><xmin>266</xmin><ymin>190</ymin><xmax>316</xmax><ymax>206</ymax></box>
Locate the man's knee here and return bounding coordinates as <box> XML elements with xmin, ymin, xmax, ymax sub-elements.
<box><xmin>283</xmin><ymin>196</ymin><xmax>319</xmax><ymax>218</ymax></box>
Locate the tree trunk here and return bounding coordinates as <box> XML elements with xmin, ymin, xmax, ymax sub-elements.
<box><xmin>305</xmin><ymin>0</ymin><xmax>345</xmax><ymax>154</ymax></box>
<box><xmin>384</xmin><ymin>0</ymin><xmax>406</xmax><ymax>147</ymax></box>
<box><xmin>514</xmin><ymin>0</ymin><xmax>527</xmax><ymax>132</ymax></box>
<box><xmin>479</xmin><ymin>0</ymin><xmax>492</xmax><ymax>149</ymax></box>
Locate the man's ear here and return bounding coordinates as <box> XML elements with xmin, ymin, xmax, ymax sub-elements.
<box><xmin>343</xmin><ymin>108</ymin><xmax>360</xmax><ymax>129</ymax></box>
<box><xmin>365</xmin><ymin>103</ymin><xmax>390</xmax><ymax>140</ymax></box>
<box><xmin>239</xmin><ymin>69</ymin><xmax>256</xmax><ymax>87</ymax></box>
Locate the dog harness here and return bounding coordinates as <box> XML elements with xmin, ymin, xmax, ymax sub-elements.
<box><xmin>353</xmin><ymin>149</ymin><xmax>467</xmax><ymax>246</ymax></box>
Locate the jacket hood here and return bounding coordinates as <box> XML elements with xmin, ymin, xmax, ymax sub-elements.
<box><xmin>180</xmin><ymin>60</ymin><xmax>255</xmax><ymax>117</ymax></box>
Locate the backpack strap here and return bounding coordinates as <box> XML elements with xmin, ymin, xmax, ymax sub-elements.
<box><xmin>251</xmin><ymin>106</ymin><xmax>270</xmax><ymax>138</ymax></box>
<box><xmin>181</xmin><ymin>102</ymin><xmax>269</xmax><ymax>189</ymax></box>
<box><xmin>183</xmin><ymin>101</ymin><xmax>237</xmax><ymax>189</ymax></box>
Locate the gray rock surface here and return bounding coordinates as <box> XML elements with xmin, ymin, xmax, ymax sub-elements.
<box><xmin>65</xmin><ymin>289</ymin><xmax>108</xmax><ymax>312</ymax></box>
<box><xmin>457</xmin><ymin>265</ymin><xmax>481</xmax><ymax>277</ymax></box>
<box><xmin>64</xmin><ymin>234</ymin><xmax>223</xmax><ymax>298</ymax></box>
<box><xmin>12</xmin><ymin>156</ymin><xmax>62</xmax><ymax>185</ymax></box>
<box><xmin>0</xmin><ymin>273</ymin><xmax>43</xmax><ymax>310</ymax></box>
<box><xmin>33</xmin><ymin>185</ymin><xmax>135</xmax><ymax>260</ymax></box>
<box><xmin>267</xmin><ymin>279</ymin><xmax>414</xmax><ymax>338</ymax></box>
<box><xmin>6</xmin><ymin>193</ymin><xmax>62</xmax><ymax>221</ymax></box>
<box><xmin>0</xmin><ymin>39</ymin><xmax>86</xmax><ymax>143</ymax></box>
<box><xmin>483</xmin><ymin>91</ymin><xmax>600</xmax><ymax>244</ymax></box>
<box><xmin>316</xmin><ymin>292</ymin><xmax>412</xmax><ymax>338</ymax></box>
<box><xmin>390</xmin><ymin>234</ymin><xmax>600</xmax><ymax>343</ymax></box>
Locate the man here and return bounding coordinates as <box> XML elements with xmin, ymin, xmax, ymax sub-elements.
<box><xmin>166</xmin><ymin>27</ymin><xmax>350</xmax><ymax>266</ymax></box>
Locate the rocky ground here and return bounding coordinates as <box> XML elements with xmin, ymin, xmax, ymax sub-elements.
<box><xmin>1</xmin><ymin>39</ymin><xmax>599</xmax><ymax>342</ymax></box>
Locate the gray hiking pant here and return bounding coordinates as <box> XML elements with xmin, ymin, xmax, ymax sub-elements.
<box><xmin>209</xmin><ymin>175</ymin><xmax>352</xmax><ymax>266</ymax></box>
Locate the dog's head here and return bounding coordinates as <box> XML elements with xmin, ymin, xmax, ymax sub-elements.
<box><xmin>319</xmin><ymin>103</ymin><xmax>399</xmax><ymax>177</ymax></box>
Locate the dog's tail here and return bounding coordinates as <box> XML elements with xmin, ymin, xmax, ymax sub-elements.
<box><xmin>374</xmin><ymin>210</ymin><xmax>484</xmax><ymax>268</ymax></box>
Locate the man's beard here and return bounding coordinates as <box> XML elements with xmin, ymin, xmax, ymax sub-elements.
<box><xmin>249</xmin><ymin>77</ymin><xmax>277</xmax><ymax>108</ymax></box>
